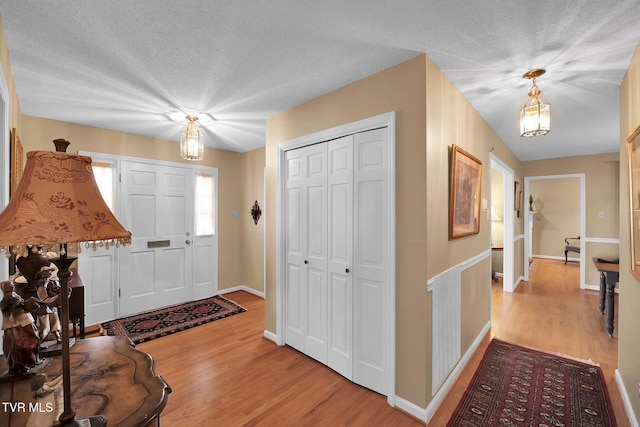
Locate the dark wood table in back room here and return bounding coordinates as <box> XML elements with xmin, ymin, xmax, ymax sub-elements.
<box><xmin>592</xmin><ymin>258</ymin><xmax>619</xmax><ymax>338</ymax></box>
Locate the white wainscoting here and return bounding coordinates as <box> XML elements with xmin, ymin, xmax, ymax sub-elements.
<box><xmin>430</xmin><ymin>265</ymin><xmax>461</xmax><ymax>395</ymax></box>
<box><xmin>427</xmin><ymin>250</ymin><xmax>490</xmax><ymax>397</ymax></box>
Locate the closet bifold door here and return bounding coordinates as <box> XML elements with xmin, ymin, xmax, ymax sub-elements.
<box><xmin>284</xmin><ymin>143</ymin><xmax>328</xmax><ymax>364</ymax></box>
<box><xmin>352</xmin><ymin>128</ymin><xmax>388</xmax><ymax>395</ymax></box>
<box><xmin>283</xmin><ymin>127</ymin><xmax>388</xmax><ymax>396</ymax></box>
<box><xmin>327</xmin><ymin>135</ymin><xmax>354</xmax><ymax>380</ymax></box>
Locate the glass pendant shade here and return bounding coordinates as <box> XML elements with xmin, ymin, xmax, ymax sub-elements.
<box><xmin>519</xmin><ymin>70</ymin><xmax>550</xmax><ymax>138</ymax></box>
<box><xmin>520</xmin><ymin>92</ymin><xmax>550</xmax><ymax>137</ymax></box>
<box><xmin>180</xmin><ymin>115</ymin><xmax>204</xmax><ymax>161</ymax></box>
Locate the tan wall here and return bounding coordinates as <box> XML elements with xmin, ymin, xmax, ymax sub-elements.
<box><xmin>619</xmin><ymin>41</ymin><xmax>640</xmax><ymax>421</ymax></box>
<box><xmin>529</xmin><ymin>178</ymin><xmax>580</xmax><ymax>258</ymax></box>
<box><xmin>240</xmin><ymin>147</ymin><xmax>265</xmax><ymax>292</ymax></box>
<box><xmin>425</xmin><ymin>54</ymin><xmax>524</xmax><ymax>405</ymax></box>
<box><xmin>19</xmin><ymin>115</ymin><xmax>252</xmax><ymax>292</ymax></box>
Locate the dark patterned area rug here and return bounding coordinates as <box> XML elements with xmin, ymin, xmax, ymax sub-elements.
<box><xmin>448</xmin><ymin>339</ymin><xmax>616</xmax><ymax>426</ymax></box>
<box><xmin>100</xmin><ymin>295</ymin><xmax>246</xmax><ymax>344</ymax></box>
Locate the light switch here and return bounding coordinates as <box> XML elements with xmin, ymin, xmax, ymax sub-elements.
<box><xmin>231</xmin><ymin>210</ymin><xmax>239</xmax><ymax>218</ymax></box>
<box><xmin>599</xmin><ymin>211</ymin><xmax>605</xmax><ymax>219</ymax></box>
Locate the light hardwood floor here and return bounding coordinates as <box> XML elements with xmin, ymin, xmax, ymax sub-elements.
<box><xmin>131</xmin><ymin>258</ymin><xmax>628</xmax><ymax>426</ymax></box>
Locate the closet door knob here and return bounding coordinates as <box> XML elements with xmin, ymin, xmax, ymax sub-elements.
<box><xmin>345</xmin><ymin>268</ymin><xmax>350</xmax><ymax>273</ymax></box>
<box><xmin>304</xmin><ymin>260</ymin><xmax>308</xmax><ymax>264</ymax></box>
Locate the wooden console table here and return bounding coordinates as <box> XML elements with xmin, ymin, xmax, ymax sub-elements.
<box><xmin>0</xmin><ymin>336</ymin><xmax>171</xmax><ymax>426</ymax></box>
<box><xmin>592</xmin><ymin>258</ymin><xmax>619</xmax><ymax>338</ymax></box>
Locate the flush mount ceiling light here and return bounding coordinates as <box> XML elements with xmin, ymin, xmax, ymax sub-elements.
<box><xmin>520</xmin><ymin>69</ymin><xmax>550</xmax><ymax>138</ymax></box>
<box><xmin>180</xmin><ymin>115</ymin><xmax>204</xmax><ymax>161</ymax></box>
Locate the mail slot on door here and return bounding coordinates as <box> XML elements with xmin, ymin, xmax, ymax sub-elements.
<box><xmin>147</xmin><ymin>240</ymin><xmax>170</xmax><ymax>248</ymax></box>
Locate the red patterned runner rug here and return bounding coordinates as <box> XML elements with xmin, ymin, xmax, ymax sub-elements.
<box><xmin>100</xmin><ymin>295</ymin><xmax>246</xmax><ymax>344</ymax></box>
<box><xmin>447</xmin><ymin>338</ymin><xmax>616</xmax><ymax>426</ymax></box>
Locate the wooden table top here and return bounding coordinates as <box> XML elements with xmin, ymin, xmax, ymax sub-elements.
<box><xmin>0</xmin><ymin>336</ymin><xmax>171</xmax><ymax>427</ymax></box>
<box><xmin>592</xmin><ymin>257</ymin><xmax>620</xmax><ymax>274</ymax></box>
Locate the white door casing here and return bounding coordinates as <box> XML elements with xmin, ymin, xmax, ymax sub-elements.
<box><xmin>281</xmin><ymin>124</ymin><xmax>391</xmax><ymax>398</ymax></box>
<box><xmin>78</xmin><ymin>153</ymin><xmax>218</xmax><ymax>324</ymax></box>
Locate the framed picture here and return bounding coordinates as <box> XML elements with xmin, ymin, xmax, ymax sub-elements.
<box><xmin>10</xmin><ymin>128</ymin><xmax>23</xmax><ymax>197</ymax></box>
<box><xmin>449</xmin><ymin>144</ymin><xmax>482</xmax><ymax>239</ymax></box>
<box><xmin>627</xmin><ymin>125</ymin><xmax>640</xmax><ymax>279</ymax></box>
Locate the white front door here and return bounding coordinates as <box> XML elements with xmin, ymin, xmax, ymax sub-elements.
<box><xmin>119</xmin><ymin>161</ymin><xmax>194</xmax><ymax>316</ymax></box>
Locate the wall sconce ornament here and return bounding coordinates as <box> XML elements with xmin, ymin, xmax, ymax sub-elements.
<box><xmin>250</xmin><ymin>200</ymin><xmax>261</xmax><ymax>225</ymax></box>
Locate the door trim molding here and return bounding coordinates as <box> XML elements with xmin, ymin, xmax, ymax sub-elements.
<box><xmin>490</xmin><ymin>154</ymin><xmax>516</xmax><ymax>292</ymax></box>
<box><xmin>0</xmin><ymin>62</ymin><xmax>10</xmax><ymax>281</ymax></box>
<box><xmin>524</xmin><ymin>174</ymin><xmax>586</xmax><ymax>288</ymax></box>
<box><xmin>275</xmin><ymin>111</ymin><xmax>396</xmax><ymax>405</ymax></box>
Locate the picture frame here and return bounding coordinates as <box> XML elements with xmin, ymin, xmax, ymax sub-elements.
<box><xmin>10</xmin><ymin>127</ymin><xmax>23</xmax><ymax>197</ymax></box>
<box><xmin>627</xmin><ymin>125</ymin><xmax>640</xmax><ymax>279</ymax></box>
<box><xmin>449</xmin><ymin>144</ymin><xmax>482</xmax><ymax>239</ymax></box>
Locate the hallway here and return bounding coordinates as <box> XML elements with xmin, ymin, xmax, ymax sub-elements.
<box><xmin>430</xmin><ymin>258</ymin><xmax>627</xmax><ymax>425</ymax></box>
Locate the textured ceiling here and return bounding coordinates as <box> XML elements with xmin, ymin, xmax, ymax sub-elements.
<box><xmin>1</xmin><ymin>1</ymin><xmax>639</xmax><ymax>161</ymax></box>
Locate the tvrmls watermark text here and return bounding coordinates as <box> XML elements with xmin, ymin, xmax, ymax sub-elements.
<box><xmin>2</xmin><ymin>401</ymin><xmax>54</xmax><ymax>413</ymax></box>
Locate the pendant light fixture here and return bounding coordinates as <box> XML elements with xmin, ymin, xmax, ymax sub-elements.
<box><xmin>520</xmin><ymin>69</ymin><xmax>550</xmax><ymax>137</ymax></box>
<box><xmin>180</xmin><ymin>115</ymin><xmax>204</xmax><ymax>161</ymax></box>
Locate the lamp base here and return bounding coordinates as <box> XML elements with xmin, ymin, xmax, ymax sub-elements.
<box><xmin>62</xmin><ymin>415</ymin><xmax>107</xmax><ymax>427</ymax></box>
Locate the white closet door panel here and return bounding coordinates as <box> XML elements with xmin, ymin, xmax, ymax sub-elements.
<box><xmin>354</xmin><ymin>278</ymin><xmax>386</xmax><ymax>393</ymax></box>
<box><xmin>305</xmin><ymin>266</ymin><xmax>327</xmax><ymax>363</ymax></box>
<box><xmin>285</xmin><ymin>263</ymin><xmax>305</xmax><ymax>351</ymax></box>
<box><xmin>353</xmin><ymin>128</ymin><xmax>388</xmax><ymax>395</ymax></box>
<box><xmin>357</xmin><ymin>180</ymin><xmax>385</xmax><ymax>270</ymax></box>
<box><xmin>303</xmin><ymin>144</ymin><xmax>328</xmax><ymax>362</ymax></box>
<box><xmin>306</xmin><ymin>185</ymin><xmax>326</xmax><ymax>261</ymax></box>
<box><xmin>327</xmin><ymin>135</ymin><xmax>353</xmax><ymax>379</ymax></box>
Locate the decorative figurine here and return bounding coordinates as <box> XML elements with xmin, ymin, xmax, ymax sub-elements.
<box><xmin>0</xmin><ymin>280</ymin><xmax>41</xmax><ymax>375</ymax></box>
<box><xmin>34</xmin><ymin>266</ymin><xmax>62</xmax><ymax>344</ymax></box>
<box><xmin>529</xmin><ymin>194</ymin><xmax>533</xmax><ymax>211</ymax></box>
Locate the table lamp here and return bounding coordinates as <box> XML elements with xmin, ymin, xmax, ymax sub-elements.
<box><xmin>0</xmin><ymin>139</ymin><xmax>131</xmax><ymax>426</ymax></box>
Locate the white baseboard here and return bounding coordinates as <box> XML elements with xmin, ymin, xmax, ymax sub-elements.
<box><xmin>263</xmin><ymin>329</ymin><xmax>277</xmax><ymax>343</ymax></box>
<box><xmin>218</xmin><ymin>285</ymin><xmax>265</xmax><ymax>299</ymax></box>
<box><xmin>394</xmin><ymin>395</ymin><xmax>427</xmax><ymax>422</ymax></box>
<box><xmin>616</xmin><ymin>369</ymin><xmax>639</xmax><ymax>427</ymax></box>
<box><xmin>513</xmin><ymin>276</ymin><xmax>523</xmax><ymax>291</ymax></box>
<box><xmin>422</xmin><ymin>321</ymin><xmax>491</xmax><ymax>423</ymax></box>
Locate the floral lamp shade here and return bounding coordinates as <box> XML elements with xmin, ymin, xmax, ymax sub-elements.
<box><xmin>0</xmin><ymin>150</ymin><xmax>131</xmax><ymax>253</ymax></box>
